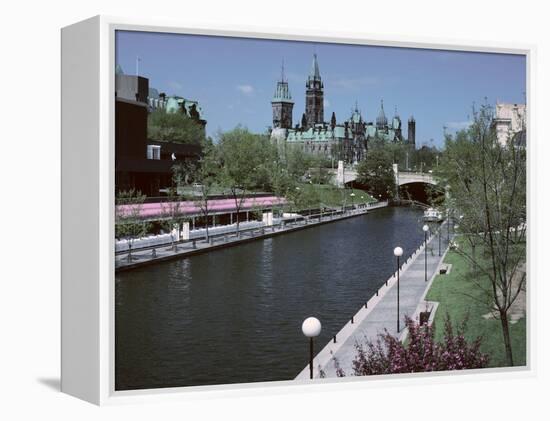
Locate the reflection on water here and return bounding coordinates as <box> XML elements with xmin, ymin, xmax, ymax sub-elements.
<box><xmin>115</xmin><ymin>206</ymin><xmax>424</xmax><ymax>390</ymax></box>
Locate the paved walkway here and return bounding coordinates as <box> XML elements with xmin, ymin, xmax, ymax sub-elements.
<box><xmin>296</xmin><ymin>222</ymin><xmax>453</xmax><ymax>379</ymax></box>
<box><xmin>115</xmin><ymin>201</ymin><xmax>389</xmax><ymax>272</ymax></box>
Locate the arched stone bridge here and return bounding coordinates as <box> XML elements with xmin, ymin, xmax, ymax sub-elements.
<box><xmin>330</xmin><ymin>165</ymin><xmax>437</xmax><ymax>187</ymax></box>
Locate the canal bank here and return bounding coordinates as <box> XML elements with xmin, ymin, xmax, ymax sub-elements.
<box><xmin>296</xmin><ymin>222</ymin><xmax>453</xmax><ymax>379</ymax></box>
<box><xmin>116</xmin><ymin>201</ymin><xmax>389</xmax><ymax>272</ymax></box>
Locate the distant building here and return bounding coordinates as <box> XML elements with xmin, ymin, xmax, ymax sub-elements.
<box><xmin>270</xmin><ymin>54</ymin><xmax>415</xmax><ymax>164</ymax></box>
<box><xmin>148</xmin><ymin>90</ymin><xmax>207</xmax><ymax>129</ymax></box>
<box><xmin>115</xmin><ymin>66</ymin><xmax>205</xmax><ymax>196</ymax></box>
<box><xmin>493</xmin><ymin>102</ymin><xmax>526</xmax><ymax>147</ymax></box>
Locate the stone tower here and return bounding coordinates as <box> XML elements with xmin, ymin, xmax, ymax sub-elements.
<box><xmin>305</xmin><ymin>54</ymin><xmax>324</xmax><ymax>129</ymax></box>
<box><xmin>271</xmin><ymin>62</ymin><xmax>294</xmax><ymax>129</ymax></box>
<box><xmin>408</xmin><ymin>116</ymin><xmax>416</xmax><ymax>147</ymax></box>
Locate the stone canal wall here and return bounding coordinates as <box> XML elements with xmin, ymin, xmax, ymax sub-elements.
<box><xmin>116</xmin><ymin>201</ymin><xmax>389</xmax><ymax>272</ymax></box>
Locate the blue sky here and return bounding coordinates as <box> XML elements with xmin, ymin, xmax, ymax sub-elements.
<box><xmin>116</xmin><ymin>31</ymin><xmax>526</xmax><ymax>148</ymax></box>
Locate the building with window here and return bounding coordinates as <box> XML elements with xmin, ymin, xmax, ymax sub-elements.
<box><xmin>115</xmin><ymin>68</ymin><xmax>205</xmax><ymax>197</ymax></box>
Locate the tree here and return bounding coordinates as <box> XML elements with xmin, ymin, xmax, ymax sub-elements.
<box><xmin>192</xmin><ymin>139</ymin><xmax>221</xmax><ymax>242</ymax></box>
<box><xmin>115</xmin><ymin>189</ymin><xmax>150</xmax><ymax>261</ymax></box>
<box><xmin>356</xmin><ymin>146</ymin><xmax>396</xmax><ymax>200</ymax></box>
<box><xmin>172</xmin><ymin>159</ymin><xmax>199</xmax><ymax>187</ymax></box>
<box><xmin>290</xmin><ymin>184</ymin><xmax>321</xmax><ymax>213</ymax></box>
<box><xmin>159</xmin><ymin>187</ymin><xmax>186</xmax><ymax>251</ymax></box>
<box><xmin>285</xmin><ymin>145</ymin><xmax>311</xmax><ymax>181</ymax></box>
<box><xmin>269</xmin><ymin>155</ymin><xmax>296</xmax><ymax>216</ymax></box>
<box><xmin>331</xmin><ymin>316</ymin><xmax>489</xmax><ymax>377</ymax></box>
<box><xmin>148</xmin><ymin>109</ymin><xmax>205</xmax><ymax>144</ymax></box>
<box><xmin>217</xmin><ymin>127</ymin><xmax>275</xmax><ymax>236</ymax></box>
<box><xmin>435</xmin><ymin>102</ymin><xmax>526</xmax><ymax>366</ymax></box>
<box><xmin>309</xmin><ymin>155</ymin><xmax>334</xmax><ymax>185</ymax></box>
<box><xmin>412</xmin><ymin>144</ymin><xmax>440</xmax><ymax>172</ymax></box>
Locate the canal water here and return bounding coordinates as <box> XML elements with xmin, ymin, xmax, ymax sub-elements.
<box><xmin>115</xmin><ymin>206</ymin><xmax>425</xmax><ymax>390</ymax></box>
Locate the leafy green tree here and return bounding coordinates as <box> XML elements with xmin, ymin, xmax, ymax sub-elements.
<box><xmin>435</xmin><ymin>102</ymin><xmax>526</xmax><ymax>366</ymax></box>
<box><xmin>115</xmin><ymin>189</ymin><xmax>150</xmax><ymax>261</ymax></box>
<box><xmin>269</xmin><ymin>156</ymin><xmax>296</xmax><ymax>215</ymax></box>
<box><xmin>291</xmin><ymin>184</ymin><xmax>322</xmax><ymax>213</ymax></box>
<box><xmin>172</xmin><ymin>159</ymin><xmax>198</xmax><ymax>187</ymax></box>
<box><xmin>356</xmin><ymin>147</ymin><xmax>396</xmax><ymax>200</ymax></box>
<box><xmin>309</xmin><ymin>155</ymin><xmax>334</xmax><ymax>185</ymax></box>
<box><xmin>411</xmin><ymin>144</ymin><xmax>440</xmax><ymax>172</ymax></box>
<box><xmin>148</xmin><ymin>109</ymin><xmax>205</xmax><ymax>144</ymax></box>
<box><xmin>217</xmin><ymin>127</ymin><xmax>275</xmax><ymax>235</ymax></box>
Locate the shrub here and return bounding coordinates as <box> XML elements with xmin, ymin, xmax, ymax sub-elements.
<box><xmin>339</xmin><ymin>315</ymin><xmax>489</xmax><ymax>376</ymax></box>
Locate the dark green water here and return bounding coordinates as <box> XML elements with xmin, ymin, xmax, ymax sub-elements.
<box><xmin>115</xmin><ymin>206</ymin><xmax>425</xmax><ymax>390</ymax></box>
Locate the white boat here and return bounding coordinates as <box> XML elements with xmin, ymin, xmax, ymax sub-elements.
<box><xmin>423</xmin><ymin>207</ymin><xmax>443</xmax><ymax>222</ymax></box>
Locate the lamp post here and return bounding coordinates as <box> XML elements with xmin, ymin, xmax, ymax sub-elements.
<box><xmin>423</xmin><ymin>224</ymin><xmax>429</xmax><ymax>282</ymax></box>
<box><xmin>394</xmin><ymin>246</ymin><xmax>403</xmax><ymax>332</ymax></box>
<box><xmin>438</xmin><ymin>225</ymin><xmax>441</xmax><ymax>257</ymax></box>
<box><xmin>350</xmin><ymin>192</ymin><xmax>356</xmax><ymax>210</ymax></box>
<box><xmin>302</xmin><ymin>317</ymin><xmax>322</xmax><ymax>379</ymax></box>
<box><xmin>447</xmin><ymin>209</ymin><xmax>450</xmax><ymax>245</ymax></box>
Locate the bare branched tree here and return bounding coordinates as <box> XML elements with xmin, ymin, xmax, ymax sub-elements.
<box><xmin>436</xmin><ymin>101</ymin><xmax>526</xmax><ymax>366</ymax></box>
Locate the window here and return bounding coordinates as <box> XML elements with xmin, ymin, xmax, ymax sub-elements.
<box><xmin>147</xmin><ymin>145</ymin><xmax>161</xmax><ymax>160</ymax></box>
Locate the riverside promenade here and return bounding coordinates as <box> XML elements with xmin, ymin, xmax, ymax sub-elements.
<box><xmin>296</xmin><ymin>222</ymin><xmax>453</xmax><ymax>379</ymax></box>
<box><xmin>116</xmin><ymin>201</ymin><xmax>389</xmax><ymax>272</ymax></box>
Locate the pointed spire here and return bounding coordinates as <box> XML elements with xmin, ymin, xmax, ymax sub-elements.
<box><xmin>376</xmin><ymin>99</ymin><xmax>388</xmax><ymax>129</ymax></box>
<box><xmin>281</xmin><ymin>58</ymin><xmax>286</xmax><ymax>83</ymax></box>
<box><xmin>310</xmin><ymin>53</ymin><xmax>321</xmax><ymax>80</ymax></box>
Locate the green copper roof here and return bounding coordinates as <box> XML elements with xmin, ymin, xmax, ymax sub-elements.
<box><xmin>165</xmin><ymin>96</ymin><xmax>205</xmax><ymax>120</ymax></box>
<box><xmin>272</xmin><ymin>80</ymin><xmax>293</xmax><ymax>103</ymax></box>
<box><xmin>285</xmin><ymin>122</ymin><xmax>401</xmax><ymax>144</ymax></box>
<box><xmin>115</xmin><ymin>64</ymin><xmax>124</xmax><ymax>75</ymax></box>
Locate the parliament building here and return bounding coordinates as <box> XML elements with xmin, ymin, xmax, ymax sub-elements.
<box><xmin>270</xmin><ymin>54</ymin><xmax>416</xmax><ymax>164</ymax></box>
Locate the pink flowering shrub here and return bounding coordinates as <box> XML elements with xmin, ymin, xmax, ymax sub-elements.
<box><xmin>340</xmin><ymin>315</ymin><xmax>489</xmax><ymax>376</ymax></box>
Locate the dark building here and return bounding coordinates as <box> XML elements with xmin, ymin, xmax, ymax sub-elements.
<box><xmin>304</xmin><ymin>54</ymin><xmax>324</xmax><ymax>129</ymax></box>
<box><xmin>408</xmin><ymin>116</ymin><xmax>416</xmax><ymax>148</ymax></box>
<box><xmin>115</xmin><ymin>71</ymin><xmax>203</xmax><ymax>197</ymax></box>
<box><xmin>115</xmin><ymin>65</ymin><xmax>149</xmax><ymax>103</ymax></box>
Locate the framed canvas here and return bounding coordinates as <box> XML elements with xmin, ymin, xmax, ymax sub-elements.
<box><xmin>61</xmin><ymin>15</ymin><xmax>532</xmax><ymax>405</ymax></box>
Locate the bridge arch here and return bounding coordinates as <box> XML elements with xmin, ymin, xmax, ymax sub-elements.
<box><xmin>331</xmin><ymin>165</ymin><xmax>440</xmax><ymax>204</ymax></box>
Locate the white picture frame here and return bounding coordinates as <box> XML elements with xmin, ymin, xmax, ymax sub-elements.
<box><xmin>61</xmin><ymin>15</ymin><xmax>534</xmax><ymax>405</ymax></box>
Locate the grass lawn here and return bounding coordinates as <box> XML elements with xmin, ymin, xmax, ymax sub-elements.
<box><xmin>425</xmin><ymin>246</ymin><xmax>526</xmax><ymax>368</ymax></box>
<box><xmin>297</xmin><ymin>183</ymin><xmax>375</xmax><ymax>209</ymax></box>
